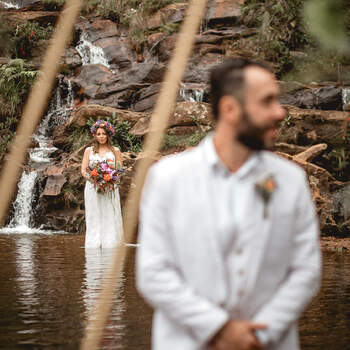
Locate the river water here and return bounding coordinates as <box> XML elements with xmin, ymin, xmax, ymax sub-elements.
<box><xmin>0</xmin><ymin>233</ymin><xmax>349</xmax><ymax>350</ymax></box>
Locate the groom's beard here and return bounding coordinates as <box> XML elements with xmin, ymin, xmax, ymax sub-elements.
<box><xmin>236</xmin><ymin>109</ymin><xmax>277</xmax><ymax>151</ymax></box>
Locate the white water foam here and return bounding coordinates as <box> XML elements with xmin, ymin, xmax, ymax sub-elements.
<box><xmin>76</xmin><ymin>32</ymin><xmax>111</xmax><ymax>69</ymax></box>
<box><xmin>179</xmin><ymin>82</ymin><xmax>205</xmax><ymax>102</ymax></box>
<box><xmin>0</xmin><ymin>0</ymin><xmax>20</xmax><ymax>9</ymax></box>
<box><xmin>1</xmin><ymin>171</ymin><xmax>38</xmax><ymax>233</ymax></box>
<box><xmin>342</xmin><ymin>88</ymin><xmax>350</xmax><ymax>111</ymax></box>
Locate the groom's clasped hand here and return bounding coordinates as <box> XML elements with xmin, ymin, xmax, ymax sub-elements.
<box><xmin>209</xmin><ymin>320</ymin><xmax>267</xmax><ymax>350</ymax></box>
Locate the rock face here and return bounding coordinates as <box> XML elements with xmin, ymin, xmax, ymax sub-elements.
<box><xmin>281</xmin><ymin>86</ymin><xmax>343</xmax><ymax>111</ymax></box>
<box><xmin>277</xmin><ymin>106</ymin><xmax>348</xmax><ymax>146</ymax></box>
<box><xmin>3</xmin><ymin>1</ymin><xmax>350</xmax><ymax>237</ymax></box>
<box><xmin>205</xmin><ymin>0</ymin><xmax>244</xmax><ymax>24</ymax></box>
<box><xmin>145</xmin><ymin>3</ymin><xmax>186</xmax><ymax>30</ymax></box>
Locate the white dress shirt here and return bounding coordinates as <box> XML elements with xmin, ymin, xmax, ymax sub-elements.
<box><xmin>205</xmin><ymin>137</ymin><xmax>260</xmax><ymax>315</ymax></box>
<box><xmin>137</xmin><ymin>134</ymin><xmax>321</xmax><ymax>350</ymax></box>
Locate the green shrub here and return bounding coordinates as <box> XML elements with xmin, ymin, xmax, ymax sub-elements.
<box><xmin>0</xmin><ymin>59</ymin><xmax>39</xmax><ymax>159</ymax></box>
<box><xmin>11</xmin><ymin>21</ymin><xmax>54</xmax><ymax>59</ymax></box>
<box><xmin>0</xmin><ymin>59</ymin><xmax>39</xmax><ymax>117</ymax></box>
<box><xmin>162</xmin><ymin>130</ymin><xmax>207</xmax><ymax>151</ymax></box>
<box><xmin>241</xmin><ymin>0</ymin><xmax>311</xmax><ymax>75</ymax></box>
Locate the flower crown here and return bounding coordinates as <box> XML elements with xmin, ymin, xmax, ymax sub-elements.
<box><xmin>90</xmin><ymin>119</ymin><xmax>115</xmax><ymax>137</ymax></box>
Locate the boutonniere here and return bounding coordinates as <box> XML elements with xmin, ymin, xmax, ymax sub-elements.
<box><xmin>255</xmin><ymin>175</ymin><xmax>277</xmax><ymax>219</ymax></box>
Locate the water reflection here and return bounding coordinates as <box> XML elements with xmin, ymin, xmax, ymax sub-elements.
<box><xmin>0</xmin><ymin>234</ymin><xmax>348</xmax><ymax>349</ymax></box>
<box><xmin>83</xmin><ymin>248</ymin><xmax>126</xmax><ymax>349</ymax></box>
<box><xmin>299</xmin><ymin>251</ymin><xmax>350</xmax><ymax>350</ymax></box>
<box><xmin>16</xmin><ymin>237</ymin><xmax>38</xmax><ymax>307</ymax></box>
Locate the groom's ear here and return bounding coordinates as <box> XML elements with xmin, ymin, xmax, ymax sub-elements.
<box><xmin>217</xmin><ymin>96</ymin><xmax>242</xmax><ymax>126</ymax></box>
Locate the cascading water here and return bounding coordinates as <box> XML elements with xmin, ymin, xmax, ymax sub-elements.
<box><xmin>0</xmin><ymin>0</ymin><xmax>20</xmax><ymax>8</ymax></box>
<box><xmin>342</xmin><ymin>88</ymin><xmax>350</xmax><ymax>111</ymax></box>
<box><xmin>76</xmin><ymin>32</ymin><xmax>111</xmax><ymax>69</ymax></box>
<box><xmin>0</xmin><ymin>0</ymin><xmax>37</xmax><ymax>8</ymax></box>
<box><xmin>0</xmin><ymin>78</ymin><xmax>74</xmax><ymax>234</ymax></box>
<box><xmin>179</xmin><ymin>82</ymin><xmax>205</xmax><ymax>102</ymax></box>
<box><xmin>31</xmin><ymin>78</ymin><xmax>74</xmax><ymax>164</ymax></box>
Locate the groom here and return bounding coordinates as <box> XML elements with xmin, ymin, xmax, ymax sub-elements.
<box><xmin>136</xmin><ymin>59</ymin><xmax>321</xmax><ymax>350</ymax></box>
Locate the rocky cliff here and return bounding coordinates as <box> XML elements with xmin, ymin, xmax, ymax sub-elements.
<box><xmin>1</xmin><ymin>0</ymin><xmax>350</xmax><ymax>236</ymax></box>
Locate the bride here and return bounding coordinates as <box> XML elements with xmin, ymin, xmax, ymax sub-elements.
<box><xmin>81</xmin><ymin>120</ymin><xmax>124</xmax><ymax>249</ymax></box>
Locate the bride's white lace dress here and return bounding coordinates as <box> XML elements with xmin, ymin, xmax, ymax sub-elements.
<box><xmin>84</xmin><ymin>147</ymin><xmax>124</xmax><ymax>249</ymax></box>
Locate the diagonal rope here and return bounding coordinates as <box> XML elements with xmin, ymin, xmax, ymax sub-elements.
<box><xmin>0</xmin><ymin>0</ymin><xmax>83</xmax><ymax>226</ymax></box>
<box><xmin>80</xmin><ymin>0</ymin><xmax>209</xmax><ymax>349</ymax></box>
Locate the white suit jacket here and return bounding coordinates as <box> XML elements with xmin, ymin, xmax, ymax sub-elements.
<box><xmin>137</xmin><ymin>135</ymin><xmax>321</xmax><ymax>350</ymax></box>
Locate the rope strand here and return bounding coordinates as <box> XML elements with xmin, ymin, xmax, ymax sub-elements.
<box><xmin>80</xmin><ymin>0</ymin><xmax>209</xmax><ymax>349</ymax></box>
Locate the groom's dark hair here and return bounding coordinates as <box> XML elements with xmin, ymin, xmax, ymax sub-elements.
<box><xmin>210</xmin><ymin>58</ymin><xmax>271</xmax><ymax>121</ymax></box>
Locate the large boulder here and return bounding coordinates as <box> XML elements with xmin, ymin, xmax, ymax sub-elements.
<box><xmin>145</xmin><ymin>3</ymin><xmax>187</xmax><ymax>30</ymax></box>
<box><xmin>132</xmin><ymin>83</ymin><xmax>162</xmax><ymax>112</ymax></box>
<box><xmin>76</xmin><ymin>19</ymin><xmax>119</xmax><ymax>43</ymax></box>
<box><xmin>71</xmin><ymin>64</ymin><xmax>115</xmax><ymax>99</ymax></box>
<box><xmin>130</xmin><ymin>101</ymin><xmax>213</xmax><ymax>136</ymax></box>
<box><xmin>58</xmin><ymin>104</ymin><xmax>147</xmax><ymax>133</ymax></box>
<box><xmin>6</xmin><ymin>10</ymin><xmax>59</xmax><ymax>26</ymax></box>
<box><xmin>277</xmin><ymin>105</ymin><xmax>349</xmax><ymax>146</ymax></box>
<box><xmin>280</xmin><ymin>85</ymin><xmax>343</xmax><ymax>111</ymax></box>
<box><xmin>205</xmin><ymin>0</ymin><xmax>243</xmax><ymax>24</ymax></box>
<box><xmin>277</xmin><ymin>145</ymin><xmax>347</xmax><ymax>234</ymax></box>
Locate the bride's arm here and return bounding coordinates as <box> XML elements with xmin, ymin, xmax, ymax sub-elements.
<box><xmin>81</xmin><ymin>147</ymin><xmax>91</xmax><ymax>180</ymax></box>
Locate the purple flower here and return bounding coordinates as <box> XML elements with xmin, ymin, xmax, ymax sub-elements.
<box><xmin>101</xmin><ymin>163</ymin><xmax>109</xmax><ymax>170</ymax></box>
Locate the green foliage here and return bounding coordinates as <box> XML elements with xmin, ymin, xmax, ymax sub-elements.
<box><xmin>243</xmin><ymin>0</ymin><xmax>308</xmax><ymax>47</ymax></box>
<box><xmin>11</xmin><ymin>21</ymin><xmax>54</xmax><ymax>59</ymax></box>
<box><xmin>85</xmin><ymin>115</ymin><xmax>143</xmax><ymax>152</ymax></box>
<box><xmin>62</xmin><ymin>182</ymin><xmax>82</xmax><ymax>208</ymax></box>
<box><xmin>69</xmin><ymin>127</ymin><xmax>91</xmax><ymax>152</ymax></box>
<box><xmin>0</xmin><ymin>60</ymin><xmax>38</xmax><ymax>158</ymax></box>
<box><xmin>304</xmin><ymin>0</ymin><xmax>349</xmax><ymax>53</ymax></box>
<box><xmin>0</xmin><ymin>59</ymin><xmax>39</xmax><ymax>117</ymax></box>
<box><xmin>241</xmin><ymin>0</ymin><xmax>311</xmax><ymax>75</ymax></box>
<box><xmin>160</xmin><ymin>22</ymin><xmax>180</xmax><ymax>35</ymax></box>
<box><xmin>98</xmin><ymin>0</ymin><xmax>179</xmax><ymax>47</ymax></box>
<box><xmin>128</xmin><ymin>0</ymin><xmax>175</xmax><ymax>14</ymax></box>
<box><xmin>282</xmin><ymin>49</ymin><xmax>350</xmax><ymax>83</ymax></box>
<box><xmin>162</xmin><ymin>130</ymin><xmax>207</xmax><ymax>151</ymax></box>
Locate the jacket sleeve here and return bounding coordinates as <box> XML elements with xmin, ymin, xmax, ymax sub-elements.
<box><xmin>136</xmin><ymin>164</ymin><xmax>229</xmax><ymax>346</ymax></box>
<box><xmin>252</xmin><ymin>172</ymin><xmax>322</xmax><ymax>346</ymax></box>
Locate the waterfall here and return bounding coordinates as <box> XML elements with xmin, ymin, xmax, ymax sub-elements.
<box><xmin>0</xmin><ymin>78</ymin><xmax>74</xmax><ymax>234</ymax></box>
<box><xmin>0</xmin><ymin>0</ymin><xmax>38</xmax><ymax>8</ymax></box>
<box><xmin>179</xmin><ymin>82</ymin><xmax>205</xmax><ymax>102</ymax></box>
<box><xmin>76</xmin><ymin>32</ymin><xmax>111</xmax><ymax>69</ymax></box>
<box><xmin>3</xmin><ymin>172</ymin><xmax>38</xmax><ymax>233</ymax></box>
<box><xmin>0</xmin><ymin>0</ymin><xmax>20</xmax><ymax>8</ymax></box>
<box><xmin>31</xmin><ymin>78</ymin><xmax>73</xmax><ymax>163</ymax></box>
<box><xmin>342</xmin><ymin>88</ymin><xmax>350</xmax><ymax>111</ymax></box>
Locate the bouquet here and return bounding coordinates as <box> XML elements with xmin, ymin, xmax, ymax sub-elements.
<box><xmin>87</xmin><ymin>160</ymin><xmax>124</xmax><ymax>194</ymax></box>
